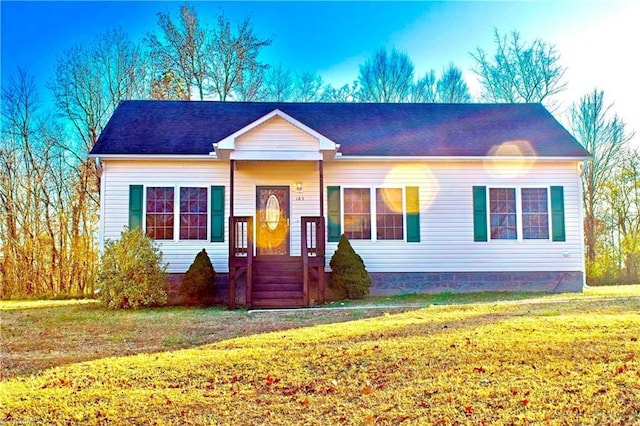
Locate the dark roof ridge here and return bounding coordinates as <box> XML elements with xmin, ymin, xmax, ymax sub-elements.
<box><xmin>91</xmin><ymin>101</ymin><xmax>589</xmax><ymax>158</ymax></box>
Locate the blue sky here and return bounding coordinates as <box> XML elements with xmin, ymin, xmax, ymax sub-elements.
<box><xmin>1</xmin><ymin>1</ymin><xmax>638</xmax><ymax>142</ymax></box>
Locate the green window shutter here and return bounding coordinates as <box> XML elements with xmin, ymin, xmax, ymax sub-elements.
<box><xmin>472</xmin><ymin>186</ymin><xmax>488</xmax><ymax>242</ymax></box>
<box><xmin>406</xmin><ymin>186</ymin><xmax>420</xmax><ymax>242</ymax></box>
<box><xmin>210</xmin><ymin>186</ymin><xmax>225</xmax><ymax>242</ymax></box>
<box><xmin>129</xmin><ymin>185</ymin><xmax>143</xmax><ymax>231</ymax></box>
<box><xmin>551</xmin><ymin>186</ymin><xmax>565</xmax><ymax>242</ymax></box>
<box><xmin>327</xmin><ymin>186</ymin><xmax>341</xmax><ymax>242</ymax></box>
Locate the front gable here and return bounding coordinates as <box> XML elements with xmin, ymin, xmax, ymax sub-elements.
<box><xmin>213</xmin><ymin>109</ymin><xmax>339</xmax><ymax>161</ymax></box>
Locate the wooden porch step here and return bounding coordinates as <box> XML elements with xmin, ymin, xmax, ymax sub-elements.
<box><xmin>251</xmin><ymin>298</ymin><xmax>306</xmax><ymax>308</ymax></box>
<box><xmin>253</xmin><ymin>258</ymin><xmax>302</xmax><ymax>272</ymax></box>
<box><xmin>252</xmin><ymin>283</ymin><xmax>303</xmax><ymax>292</ymax></box>
<box><xmin>250</xmin><ymin>256</ymin><xmax>305</xmax><ymax>308</ymax></box>
<box><xmin>252</xmin><ymin>290</ymin><xmax>303</xmax><ymax>300</ymax></box>
<box><xmin>252</xmin><ymin>275</ymin><xmax>302</xmax><ymax>285</ymax></box>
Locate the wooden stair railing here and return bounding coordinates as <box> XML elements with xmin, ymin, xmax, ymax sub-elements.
<box><xmin>229</xmin><ymin>216</ymin><xmax>253</xmax><ymax>309</ymax></box>
<box><xmin>301</xmin><ymin>216</ymin><xmax>326</xmax><ymax>306</ymax></box>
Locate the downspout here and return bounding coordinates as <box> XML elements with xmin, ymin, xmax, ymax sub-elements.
<box><xmin>97</xmin><ymin>157</ymin><xmax>106</xmax><ymax>256</ymax></box>
<box><xmin>579</xmin><ymin>160</ymin><xmax>588</xmax><ymax>289</ymax></box>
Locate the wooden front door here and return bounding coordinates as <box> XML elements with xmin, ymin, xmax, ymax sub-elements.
<box><xmin>256</xmin><ymin>186</ymin><xmax>290</xmax><ymax>256</ymax></box>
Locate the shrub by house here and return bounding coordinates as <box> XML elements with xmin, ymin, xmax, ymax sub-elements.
<box><xmin>97</xmin><ymin>228</ymin><xmax>168</xmax><ymax>309</ymax></box>
<box><xmin>329</xmin><ymin>234</ymin><xmax>372</xmax><ymax>299</ymax></box>
<box><xmin>179</xmin><ymin>249</ymin><xmax>216</xmax><ymax>306</ymax></box>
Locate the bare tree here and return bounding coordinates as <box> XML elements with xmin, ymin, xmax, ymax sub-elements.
<box><xmin>51</xmin><ymin>27</ymin><xmax>146</xmax><ymax>151</ymax></box>
<box><xmin>151</xmin><ymin>71</ymin><xmax>190</xmax><ymax>100</ymax></box>
<box><xmin>320</xmin><ymin>82</ymin><xmax>359</xmax><ymax>103</ymax></box>
<box><xmin>471</xmin><ymin>29</ymin><xmax>566</xmax><ymax>108</ymax></box>
<box><xmin>604</xmin><ymin>151</ymin><xmax>640</xmax><ymax>282</ymax></box>
<box><xmin>294</xmin><ymin>71</ymin><xmax>324</xmax><ymax>102</ymax></box>
<box><xmin>410</xmin><ymin>71</ymin><xmax>437</xmax><ymax>103</ymax></box>
<box><xmin>571</xmin><ymin>89</ymin><xmax>633</xmax><ymax>266</ymax></box>
<box><xmin>436</xmin><ymin>63</ymin><xmax>472</xmax><ymax>103</ymax></box>
<box><xmin>50</xmin><ymin>44</ymin><xmax>108</xmax><ymax>152</ymax></box>
<box><xmin>49</xmin><ymin>29</ymin><xmax>145</xmax><ymax>296</ymax></box>
<box><xmin>0</xmin><ymin>68</ymin><xmax>40</xmax><ymax>296</ymax></box>
<box><xmin>357</xmin><ymin>48</ymin><xmax>414</xmax><ymax>102</ymax></box>
<box><xmin>95</xmin><ymin>28</ymin><xmax>148</xmax><ymax>108</ymax></box>
<box><xmin>1</xmin><ymin>68</ymin><xmax>94</xmax><ymax>298</ymax></box>
<box><xmin>146</xmin><ymin>4</ymin><xmax>207</xmax><ymax>100</ymax></box>
<box><xmin>235</xmin><ymin>67</ymin><xmax>267</xmax><ymax>101</ymax></box>
<box><xmin>208</xmin><ymin>13</ymin><xmax>272</xmax><ymax>101</ymax></box>
<box><xmin>264</xmin><ymin>64</ymin><xmax>294</xmax><ymax>102</ymax></box>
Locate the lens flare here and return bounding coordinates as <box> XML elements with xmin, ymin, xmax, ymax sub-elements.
<box><xmin>484</xmin><ymin>140</ymin><xmax>537</xmax><ymax>178</ymax></box>
<box><xmin>382</xmin><ymin>164</ymin><xmax>439</xmax><ymax>212</ymax></box>
<box><xmin>378</xmin><ymin>187</ymin><xmax>404</xmax><ymax>213</ymax></box>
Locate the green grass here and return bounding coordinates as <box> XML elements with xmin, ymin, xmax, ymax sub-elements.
<box><xmin>0</xmin><ymin>298</ymin><xmax>417</xmax><ymax>380</ymax></box>
<box><xmin>328</xmin><ymin>290</ymin><xmax>548</xmax><ymax>307</ymax></box>
<box><xmin>1</xmin><ymin>286</ymin><xmax>638</xmax><ymax>424</ymax></box>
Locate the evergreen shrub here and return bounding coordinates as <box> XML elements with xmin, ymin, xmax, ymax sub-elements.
<box><xmin>179</xmin><ymin>249</ymin><xmax>216</xmax><ymax>306</ymax></box>
<box><xmin>329</xmin><ymin>234</ymin><xmax>372</xmax><ymax>299</ymax></box>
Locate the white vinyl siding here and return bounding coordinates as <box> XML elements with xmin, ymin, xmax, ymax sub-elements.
<box><xmin>233</xmin><ymin>116</ymin><xmax>320</xmax><ymax>159</ymax></box>
<box><xmin>101</xmin><ymin>160</ymin><xmax>230</xmax><ymax>273</ymax></box>
<box><xmin>100</xmin><ymin>155</ymin><xmax>583</xmax><ymax>276</ymax></box>
<box><xmin>324</xmin><ymin>160</ymin><xmax>583</xmax><ymax>273</ymax></box>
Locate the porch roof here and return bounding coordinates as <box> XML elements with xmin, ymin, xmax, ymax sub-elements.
<box><xmin>90</xmin><ymin>101</ymin><xmax>590</xmax><ymax>159</ymax></box>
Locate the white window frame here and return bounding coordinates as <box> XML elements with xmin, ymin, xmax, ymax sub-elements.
<box><xmin>487</xmin><ymin>186</ymin><xmax>551</xmax><ymax>242</ymax></box>
<box><xmin>143</xmin><ymin>185</ymin><xmax>210</xmax><ymax>242</ymax></box>
<box><xmin>341</xmin><ymin>186</ymin><xmax>407</xmax><ymax>242</ymax></box>
<box><xmin>144</xmin><ymin>185</ymin><xmax>176</xmax><ymax>241</ymax></box>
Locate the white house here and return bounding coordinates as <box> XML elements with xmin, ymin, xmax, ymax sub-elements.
<box><xmin>89</xmin><ymin>101</ymin><xmax>590</xmax><ymax>308</ymax></box>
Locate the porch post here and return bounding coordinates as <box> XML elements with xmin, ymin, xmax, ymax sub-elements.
<box><xmin>228</xmin><ymin>160</ymin><xmax>235</xmax><ymax>309</ymax></box>
<box><xmin>318</xmin><ymin>159</ymin><xmax>325</xmax><ymax>305</ymax></box>
<box><xmin>319</xmin><ymin>160</ymin><xmax>324</xmax><ymax>218</ymax></box>
<box><xmin>229</xmin><ymin>160</ymin><xmax>235</xmax><ymax>217</ymax></box>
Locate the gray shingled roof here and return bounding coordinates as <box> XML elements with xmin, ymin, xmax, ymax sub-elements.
<box><xmin>90</xmin><ymin>101</ymin><xmax>589</xmax><ymax>158</ymax></box>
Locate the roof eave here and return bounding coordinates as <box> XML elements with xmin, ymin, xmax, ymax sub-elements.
<box><xmin>88</xmin><ymin>154</ymin><xmax>218</xmax><ymax>160</ymax></box>
<box><xmin>334</xmin><ymin>155</ymin><xmax>592</xmax><ymax>162</ymax></box>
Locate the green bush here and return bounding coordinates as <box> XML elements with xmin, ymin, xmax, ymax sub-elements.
<box><xmin>97</xmin><ymin>228</ymin><xmax>168</xmax><ymax>309</ymax></box>
<box><xmin>179</xmin><ymin>249</ymin><xmax>216</xmax><ymax>306</ymax></box>
<box><xmin>329</xmin><ymin>234</ymin><xmax>372</xmax><ymax>299</ymax></box>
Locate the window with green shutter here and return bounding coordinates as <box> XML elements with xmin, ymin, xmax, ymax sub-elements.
<box><xmin>210</xmin><ymin>186</ymin><xmax>225</xmax><ymax>242</ymax></box>
<box><xmin>475</xmin><ymin>185</ymin><xmax>565</xmax><ymax>242</ymax></box>
<box><xmin>405</xmin><ymin>186</ymin><xmax>420</xmax><ymax>242</ymax></box>
<box><xmin>129</xmin><ymin>185</ymin><xmax>143</xmax><ymax>231</ymax></box>
<box><xmin>472</xmin><ymin>186</ymin><xmax>488</xmax><ymax>242</ymax></box>
<box><xmin>550</xmin><ymin>186</ymin><xmax>565</xmax><ymax>242</ymax></box>
<box><xmin>327</xmin><ymin>186</ymin><xmax>341</xmax><ymax>242</ymax></box>
<box><xmin>146</xmin><ymin>187</ymin><xmax>175</xmax><ymax>240</ymax></box>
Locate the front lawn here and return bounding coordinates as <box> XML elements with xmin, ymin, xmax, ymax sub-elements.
<box><xmin>0</xmin><ymin>299</ymin><xmax>417</xmax><ymax>380</ymax></box>
<box><xmin>1</xmin><ymin>286</ymin><xmax>639</xmax><ymax>424</ymax></box>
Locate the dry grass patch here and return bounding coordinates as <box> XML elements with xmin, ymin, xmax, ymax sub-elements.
<box><xmin>0</xmin><ymin>300</ymin><xmax>416</xmax><ymax>380</ymax></box>
<box><xmin>1</xmin><ymin>286</ymin><xmax>639</xmax><ymax>424</ymax></box>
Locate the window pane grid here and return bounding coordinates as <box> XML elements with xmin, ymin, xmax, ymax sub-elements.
<box><xmin>180</xmin><ymin>187</ymin><xmax>207</xmax><ymax>240</ymax></box>
<box><xmin>489</xmin><ymin>188</ymin><xmax>516</xmax><ymax>240</ymax></box>
<box><xmin>344</xmin><ymin>188</ymin><xmax>371</xmax><ymax>240</ymax></box>
<box><xmin>146</xmin><ymin>187</ymin><xmax>174</xmax><ymax>240</ymax></box>
<box><xmin>376</xmin><ymin>188</ymin><xmax>404</xmax><ymax>240</ymax></box>
<box><xmin>522</xmin><ymin>188</ymin><xmax>549</xmax><ymax>239</ymax></box>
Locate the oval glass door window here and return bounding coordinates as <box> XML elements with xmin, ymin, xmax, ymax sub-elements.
<box><xmin>265</xmin><ymin>194</ymin><xmax>280</xmax><ymax>231</ymax></box>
